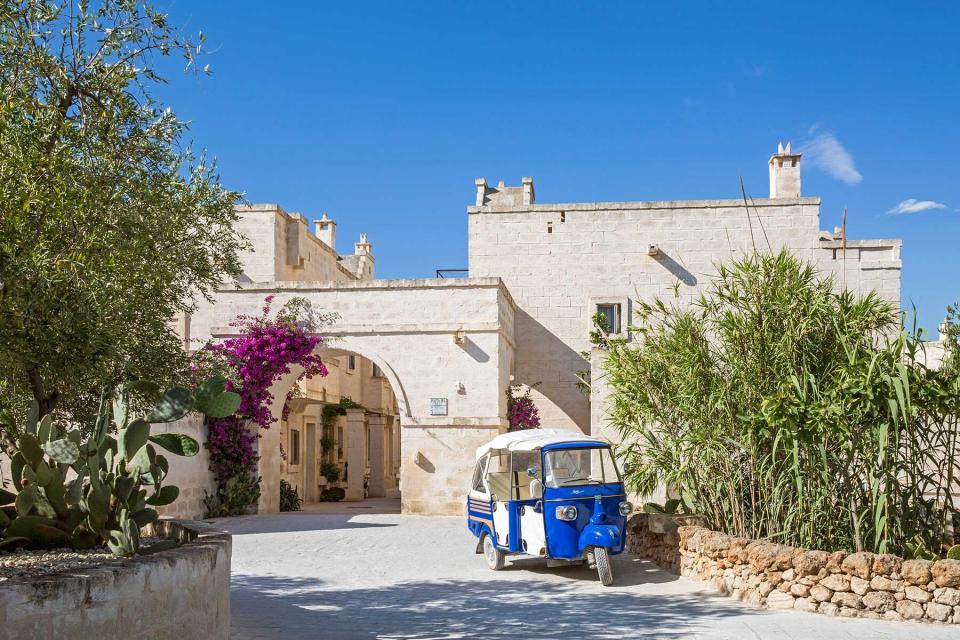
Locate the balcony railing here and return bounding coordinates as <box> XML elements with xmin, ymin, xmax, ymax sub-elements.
<box><xmin>435</xmin><ymin>268</ymin><xmax>469</xmax><ymax>279</ymax></box>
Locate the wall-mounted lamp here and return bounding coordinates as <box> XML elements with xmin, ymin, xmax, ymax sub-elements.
<box><xmin>647</xmin><ymin>244</ymin><xmax>660</xmax><ymax>257</ymax></box>
<box><xmin>454</xmin><ymin>381</ymin><xmax>466</xmax><ymax>394</ymax></box>
<box><xmin>454</xmin><ymin>328</ymin><xmax>466</xmax><ymax>345</ymax></box>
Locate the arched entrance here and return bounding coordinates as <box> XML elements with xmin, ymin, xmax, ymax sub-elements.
<box><xmin>277</xmin><ymin>347</ymin><xmax>403</xmax><ymax>507</ymax></box>
<box><xmin>198</xmin><ymin>278</ymin><xmax>517</xmax><ymax>515</ymax></box>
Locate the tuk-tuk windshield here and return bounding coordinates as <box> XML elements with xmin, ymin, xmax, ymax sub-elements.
<box><xmin>543</xmin><ymin>447</ymin><xmax>621</xmax><ymax>488</ymax></box>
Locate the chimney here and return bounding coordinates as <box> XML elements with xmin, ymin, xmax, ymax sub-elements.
<box><xmin>768</xmin><ymin>141</ymin><xmax>802</xmax><ymax>198</ymax></box>
<box><xmin>314</xmin><ymin>213</ymin><xmax>336</xmax><ymax>250</ymax></box>
<box><xmin>522</xmin><ymin>177</ymin><xmax>535</xmax><ymax>205</ymax></box>
<box><xmin>475</xmin><ymin>178</ymin><xmax>488</xmax><ymax>207</ymax></box>
<box><xmin>355</xmin><ymin>232</ymin><xmax>372</xmax><ymax>256</ymax></box>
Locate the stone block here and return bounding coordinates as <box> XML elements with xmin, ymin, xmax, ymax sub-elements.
<box><xmin>862</xmin><ymin>591</ymin><xmax>896</xmax><ymax>612</ymax></box>
<box><xmin>896</xmin><ymin>599</ymin><xmax>925</xmax><ymax>620</ymax></box>
<box><xmin>932</xmin><ymin>559</ymin><xmax>960</xmax><ymax>588</ymax></box>
<box><xmin>869</xmin><ymin>575</ymin><xmax>902</xmax><ymax>592</ymax></box>
<box><xmin>934</xmin><ymin>587</ymin><xmax>960</xmax><ymax>606</ymax></box>
<box><xmin>901</xmin><ymin>559</ymin><xmax>933</xmax><ymax>586</ymax></box>
<box><xmin>766</xmin><ymin>591</ymin><xmax>795</xmax><ymax>609</ymax></box>
<box><xmin>831</xmin><ymin>592</ymin><xmax>863</xmax><ymax>609</ymax></box>
<box><xmin>926</xmin><ymin>602</ymin><xmax>952</xmax><ymax>622</ymax></box>
<box><xmin>850</xmin><ymin>576</ymin><xmax>870</xmax><ymax>595</ymax></box>
<box><xmin>905</xmin><ymin>585</ymin><xmax>932</xmax><ymax>603</ymax></box>
<box><xmin>820</xmin><ymin>574</ymin><xmax>851</xmax><ymax>592</ymax></box>
<box><xmin>810</xmin><ymin>584</ymin><xmax>834</xmax><ymax>602</ymax></box>
<box><xmin>841</xmin><ymin>552</ymin><xmax>874</xmax><ymax>579</ymax></box>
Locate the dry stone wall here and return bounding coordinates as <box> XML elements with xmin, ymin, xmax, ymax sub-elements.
<box><xmin>627</xmin><ymin>513</ymin><xmax>960</xmax><ymax>624</ymax></box>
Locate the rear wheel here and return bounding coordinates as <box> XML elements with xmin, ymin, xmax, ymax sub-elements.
<box><xmin>483</xmin><ymin>533</ymin><xmax>505</xmax><ymax>571</ymax></box>
<box><xmin>593</xmin><ymin>546</ymin><xmax>613</xmax><ymax>586</ymax></box>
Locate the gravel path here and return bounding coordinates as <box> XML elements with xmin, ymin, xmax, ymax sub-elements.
<box><xmin>223</xmin><ymin>500</ymin><xmax>960</xmax><ymax>639</ymax></box>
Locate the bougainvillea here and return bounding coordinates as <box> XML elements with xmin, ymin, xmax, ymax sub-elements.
<box><xmin>201</xmin><ymin>296</ymin><xmax>333</xmax><ymax>487</ymax></box>
<box><xmin>507</xmin><ymin>384</ymin><xmax>541</xmax><ymax>431</ymax></box>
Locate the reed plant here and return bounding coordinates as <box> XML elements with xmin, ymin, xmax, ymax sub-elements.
<box><xmin>602</xmin><ymin>250</ymin><xmax>960</xmax><ymax>555</ymax></box>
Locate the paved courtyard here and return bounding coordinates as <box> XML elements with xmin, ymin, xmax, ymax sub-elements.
<box><xmin>223</xmin><ymin>500</ymin><xmax>958</xmax><ymax>639</ymax></box>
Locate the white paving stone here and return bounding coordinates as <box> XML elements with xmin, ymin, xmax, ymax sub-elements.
<box><xmin>224</xmin><ymin>502</ymin><xmax>956</xmax><ymax>639</ymax></box>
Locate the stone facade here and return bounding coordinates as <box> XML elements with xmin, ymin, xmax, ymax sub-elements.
<box><xmin>626</xmin><ymin>513</ymin><xmax>960</xmax><ymax>625</ymax></box>
<box><xmin>150</xmin><ymin>143</ymin><xmax>906</xmax><ymax>518</ymax></box>
<box><xmin>467</xmin><ymin>147</ymin><xmax>901</xmax><ymax>437</ymax></box>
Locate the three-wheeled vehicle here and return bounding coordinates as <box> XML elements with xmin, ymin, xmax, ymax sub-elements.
<box><xmin>466</xmin><ymin>429</ymin><xmax>631</xmax><ymax>585</ymax></box>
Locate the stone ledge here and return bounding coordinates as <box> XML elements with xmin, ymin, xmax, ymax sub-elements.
<box><xmin>468</xmin><ymin>196</ymin><xmax>822</xmax><ymax>214</ymax></box>
<box><xmin>627</xmin><ymin>513</ymin><xmax>960</xmax><ymax>625</ymax></box>
<box><xmin>0</xmin><ymin>518</ymin><xmax>232</xmax><ymax>639</ymax></box>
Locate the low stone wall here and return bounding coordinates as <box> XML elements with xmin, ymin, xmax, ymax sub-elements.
<box><xmin>0</xmin><ymin>519</ymin><xmax>231</xmax><ymax>639</ymax></box>
<box><xmin>627</xmin><ymin>513</ymin><xmax>960</xmax><ymax>624</ymax></box>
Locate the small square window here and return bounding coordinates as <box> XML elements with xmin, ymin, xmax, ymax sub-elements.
<box><xmin>596</xmin><ymin>303</ymin><xmax>621</xmax><ymax>334</ymax></box>
<box><xmin>290</xmin><ymin>429</ymin><xmax>301</xmax><ymax>466</ymax></box>
<box><xmin>372</xmin><ymin>363</ymin><xmax>382</xmax><ymax>378</ymax></box>
<box><xmin>347</xmin><ymin>355</ymin><xmax>356</xmax><ymax>371</ymax></box>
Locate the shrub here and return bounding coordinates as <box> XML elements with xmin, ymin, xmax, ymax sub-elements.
<box><xmin>203</xmin><ymin>474</ymin><xmax>262</xmax><ymax>518</ymax></box>
<box><xmin>506</xmin><ymin>384</ymin><xmax>541</xmax><ymax>431</ymax></box>
<box><xmin>320</xmin><ymin>487</ymin><xmax>345</xmax><ymax>502</ymax></box>
<box><xmin>279</xmin><ymin>480</ymin><xmax>302</xmax><ymax>512</ymax></box>
<box><xmin>320</xmin><ymin>462</ymin><xmax>341</xmax><ymax>484</ymax></box>
<box><xmin>602</xmin><ymin>250</ymin><xmax>960</xmax><ymax>555</ymax></box>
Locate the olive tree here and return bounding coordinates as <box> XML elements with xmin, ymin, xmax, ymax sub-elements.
<box><xmin>0</xmin><ymin>1</ymin><xmax>249</xmax><ymax>430</ymax></box>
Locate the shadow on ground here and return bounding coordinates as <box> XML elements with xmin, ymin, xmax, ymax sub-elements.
<box><xmin>213</xmin><ymin>513</ymin><xmax>398</xmax><ymax>536</ymax></box>
<box><xmin>230</xmin><ymin>573</ymin><xmax>755</xmax><ymax>639</ymax></box>
<box><xmin>507</xmin><ymin>555</ymin><xmax>680</xmax><ymax>587</ymax></box>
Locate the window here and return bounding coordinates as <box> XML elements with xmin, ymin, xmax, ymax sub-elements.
<box><xmin>596</xmin><ymin>303</ymin><xmax>621</xmax><ymax>335</ymax></box>
<box><xmin>347</xmin><ymin>355</ymin><xmax>357</xmax><ymax>371</ymax></box>
<box><xmin>372</xmin><ymin>363</ymin><xmax>382</xmax><ymax>378</ymax></box>
<box><xmin>290</xmin><ymin>429</ymin><xmax>301</xmax><ymax>466</ymax></box>
<box><xmin>337</xmin><ymin>426</ymin><xmax>344</xmax><ymax>460</ymax></box>
<box><xmin>471</xmin><ymin>453</ymin><xmax>489</xmax><ymax>493</ymax></box>
<box><xmin>543</xmin><ymin>447</ymin><xmax>620</xmax><ymax>488</ymax></box>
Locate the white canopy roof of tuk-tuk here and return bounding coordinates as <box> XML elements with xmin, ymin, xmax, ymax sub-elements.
<box><xmin>474</xmin><ymin>429</ymin><xmax>608</xmax><ymax>460</ymax></box>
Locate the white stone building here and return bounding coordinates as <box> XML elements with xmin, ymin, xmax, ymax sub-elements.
<box><xmin>165</xmin><ymin>143</ymin><xmax>901</xmax><ymax>516</ymax></box>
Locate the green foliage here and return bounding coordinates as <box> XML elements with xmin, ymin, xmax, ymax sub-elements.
<box><xmin>0</xmin><ymin>378</ymin><xmax>237</xmax><ymax>556</ymax></box>
<box><xmin>279</xmin><ymin>479</ymin><xmax>302</xmax><ymax>512</ymax></box>
<box><xmin>320</xmin><ymin>486</ymin><xmax>346</xmax><ymax>502</ymax></box>
<box><xmin>603</xmin><ymin>250</ymin><xmax>960</xmax><ymax>555</ymax></box>
<box><xmin>320</xmin><ymin>462</ymin><xmax>341</xmax><ymax>484</ymax></box>
<box><xmin>0</xmin><ymin>0</ymin><xmax>249</xmax><ymax>433</ymax></box>
<box><xmin>642</xmin><ymin>498</ymin><xmax>686</xmax><ymax>515</ymax></box>
<box><xmin>947</xmin><ymin>544</ymin><xmax>960</xmax><ymax>561</ymax></box>
<box><xmin>203</xmin><ymin>473</ymin><xmax>261</xmax><ymax>518</ymax></box>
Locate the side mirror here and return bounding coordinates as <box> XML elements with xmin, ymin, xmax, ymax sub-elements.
<box><xmin>527</xmin><ymin>466</ymin><xmax>539</xmax><ymax>478</ymax></box>
<box><xmin>530</xmin><ymin>479</ymin><xmax>544</xmax><ymax>499</ymax></box>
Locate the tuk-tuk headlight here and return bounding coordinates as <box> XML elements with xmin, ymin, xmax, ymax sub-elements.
<box><xmin>555</xmin><ymin>505</ymin><xmax>578</xmax><ymax>521</ymax></box>
<box><xmin>618</xmin><ymin>501</ymin><xmax>633</xmax><ymax>516</ymax></box>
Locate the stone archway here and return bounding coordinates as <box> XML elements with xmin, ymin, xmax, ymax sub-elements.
<box><xmin>193</xmin><ymin>277</ymin><xmax>517</xmax><ymax>515</ymax></box>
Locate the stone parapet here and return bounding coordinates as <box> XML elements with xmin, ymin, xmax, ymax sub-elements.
<box><xmin>627</xmin><ymin>513</ymin><xmax>960</xmax><ymax>625</ymax></box>
<box><xmin>0</xmin><ymin>518</ymin><xmax>232</xmax><ymax>639</ymax></box>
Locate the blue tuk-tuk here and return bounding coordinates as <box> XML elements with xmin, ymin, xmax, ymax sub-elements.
<box><xmin>467</xmin><ymin>429</ymin><xmax>631</xmax><ymax>585</ymax></box>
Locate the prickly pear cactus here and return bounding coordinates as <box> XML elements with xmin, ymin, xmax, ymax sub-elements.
<box><xmin>0</xmin><ymin>377</ymin><xmax>240</xmax><ymax>556</ymax></box>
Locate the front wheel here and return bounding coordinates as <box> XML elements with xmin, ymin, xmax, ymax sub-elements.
<box><xmin>593</xmin><ymin>546</ymin><xmax>613</xmax><ymax>586</ymax></box>
<box><xmin>483</xmin><ymin>533</ymin><xmax>505</xmax><ymax>571</ymax></box>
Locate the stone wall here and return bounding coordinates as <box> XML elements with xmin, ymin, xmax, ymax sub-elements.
<box><xmin>627</xmin><ymin>513</ymin><xmax>960</xmax><ymax>624</ymax></box>
<box><xmin>0</xmin><ymin>519</ymin><xmax>231</xmax><ymax>639</ymax></box>
<box><xmin>153</xmin><ymin>414</ymin><xmax>218</xmax><ymax>520</ymax></box>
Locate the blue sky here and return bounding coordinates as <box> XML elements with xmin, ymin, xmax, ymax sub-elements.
<box><xmin>160</xmin><ymin>1</ymin><xmax>959</xmax><ymax>336</ymax></box>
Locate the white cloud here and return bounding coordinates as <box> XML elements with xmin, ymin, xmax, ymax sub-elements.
<box><xmin>798</xmin><ymin>132</ymin><xmax>863</xmax><ymax>185</ymax></box>
<box><xmin>887</xmin><ymin>198</ymin><xmax>948</xmax><ymax>215</ymax></box>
